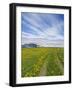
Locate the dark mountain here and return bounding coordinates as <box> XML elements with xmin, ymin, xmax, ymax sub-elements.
<box><xmin>22</xmin><ymin>43</ymin><xmax>38</xmax><ymax>48</ymax></box>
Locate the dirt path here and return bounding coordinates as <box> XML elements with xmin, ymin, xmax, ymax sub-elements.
<box><xmin>56</xmin><ymin>54</ymin><xmax>64</xmax><ymax>73</ymax></box>
<box><xmin>39</xmin><ymin>48</ymin><xmax>64</xmax><ymax>76</ymax></box>
<box><xmin>39</xmin><ymin>61</ymin><xmax>47</xmax><ymax>76</ymax></box>
<box><xmin>54</xmin><ymin>49</ymin><xmax>64</xmax><ymax>73</ymax></box>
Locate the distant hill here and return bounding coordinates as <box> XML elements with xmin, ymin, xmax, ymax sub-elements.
<box><xmin>22</xmin><ymin>38</ymin><xmax>64</xmax><ymax>47</ymax></box>
<box><xmin>22</xmin><ymin>43</ymin><xmax>38</xmax><ymax>48</ymax></box>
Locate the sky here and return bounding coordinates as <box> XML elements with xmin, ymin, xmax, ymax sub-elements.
<box><xmin>21</xmin><ymin>12</ymin><xmax>64</xmax><ymax>47</ymax></box>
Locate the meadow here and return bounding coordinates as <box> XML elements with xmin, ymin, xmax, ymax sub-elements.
<box><xmin>21</xmin><ymin>47</ymin><xmax>64</xmax><ymax>77</ymax></box>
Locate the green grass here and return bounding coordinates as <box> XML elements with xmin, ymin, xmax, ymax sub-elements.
<box><xmin>21</xmin><ymin>47</ymin><xmax>64</xmax><ymax>77</ymax></box>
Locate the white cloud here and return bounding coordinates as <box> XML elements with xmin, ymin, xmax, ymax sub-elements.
<box><xmin>21</xmin><ymin>13</ymin><xmax>64</xmax><ymax>47</ymax></box>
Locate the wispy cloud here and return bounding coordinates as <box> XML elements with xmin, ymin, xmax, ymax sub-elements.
<box><xmin>21</xmin><ymin>12</ymin><xmax>64</xmax><ymax>47</ymax></box>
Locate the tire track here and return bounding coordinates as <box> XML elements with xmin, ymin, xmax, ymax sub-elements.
<box><xmin>55</xmin><ymin>49</ymin><xmax>64</xmax><ymax>74</ymax></box>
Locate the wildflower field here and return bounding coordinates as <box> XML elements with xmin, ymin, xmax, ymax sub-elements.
<box><xmin>21</xmin><ymin>47</ymin><xmax>64</xmax><ymax>77</ymax></box>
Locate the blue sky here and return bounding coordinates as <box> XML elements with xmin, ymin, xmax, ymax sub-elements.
<box><xmin>21</xmin><ymin>12</ymin><xmax>64</xmax><ymax>47</ymax></box>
